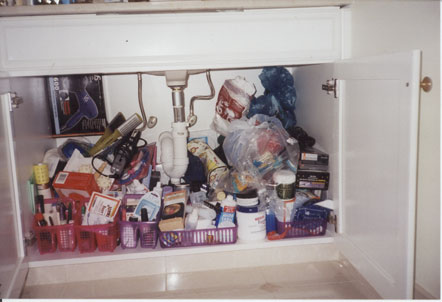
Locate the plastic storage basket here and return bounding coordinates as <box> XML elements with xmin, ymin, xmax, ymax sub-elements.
<box><xmin>119</xmin><ymin>220</ymin><xmax>159</xmax><ymax>249</ymax></box>
<box><xmin>74</xmin><ymin>197</ymin><xmax>120</xmax><ymax>253</ymax></box>
<box><xmin>118</xmin><ymin>194</ymin><xmax>161</xmax><ymax>249</ymax></box>
<box><xmin>32</xmin><ymin>199</ymin><xmax>78</xmax><ymax>254</ymax></box>
<box><xmin>159</xmin><ymin>226</ymin><xmax>237</xmax><ymax>248</ymax></box>
<box><xmin>33</xmin><ymin>219</ymin><xmax>57</xmax><ymax>254</ymax></box>
<box><xmin>276</xmin><ymin>218</ymin><xmax>327</xmax><ymax>238</ymax></box>
<box><xmin>75</xmin><ymin>220</ymin><xmax>119</xmax><ymax>253</ymax></box>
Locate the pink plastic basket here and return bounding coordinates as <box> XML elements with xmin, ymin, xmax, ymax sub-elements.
<box><xmin>276</xmin><ymin>218</ymin><xmax>327</xmax><ymax>238</ymax></box>
<box><xmin>33</xmin><ymin>221</ymin><xmax>57</xmax><ymax>254</ymax></box>
<box><xmin>75</xmin><ymin>220</ymin><xmax>119</xmax><ymax>253</ymax></box>
<box><xmin>159</xmin><ymin>226</ymin><xmax>237</xmax><ymax>248</ymax></box>
<box><xmin>33</xmin><ymin>199</ymin><xmax>78</xmax><ymax>254</ymax></box>
<box><xmin>73</xmin><ymin>197</ymin><xmax>120</xmax><ymax>253</ymax></box>
<box><xmin>55</xmin><ymin>224</ymin><xmax>76</xmax><ymax>251</ymax></box>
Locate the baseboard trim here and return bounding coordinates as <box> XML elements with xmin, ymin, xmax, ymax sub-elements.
<box><xmin>414</xmin><ymin>283</ymin><xmax>438</xmax><ymax>300</ymax></box>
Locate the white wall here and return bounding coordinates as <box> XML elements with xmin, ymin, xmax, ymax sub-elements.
<box><xmin>102</xmin><ymin>68</ymin><xmax>267</xmax><ymax>151</ymax></box>
<box><xmin>347</xmin><ymin>0</ymin><xmax>440</xmax><ymax>298</ymax></box>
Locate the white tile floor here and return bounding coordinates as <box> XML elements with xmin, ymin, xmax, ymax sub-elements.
<box><xmin>21</xmin><ymin>260</ymin><xmax>381</xmax><ymax>299</ymax></box>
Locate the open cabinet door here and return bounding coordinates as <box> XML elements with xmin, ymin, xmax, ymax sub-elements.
<box><xmin>294</xmin><ymin>50</ymin><xmax>420</xmax><ymax>299</ymax></box>
<box><xmin>335</xmin><ymin>51</ymin><xmax>421</xmax><ymax>299</ymax></box>
<box><xmin>0</xmin><ymin>92</ymin><xmax>28</xmax><ymax>298</ymax></box>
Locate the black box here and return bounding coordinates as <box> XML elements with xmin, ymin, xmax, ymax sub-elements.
<box><xmin>296</xmin><ymin>170</ymin><xmax>330</xmax><ymax>190</ymax></box>
<box><xmin>299</xmin><ymin>146</ymin><xmax>329</xmax><ymax>171</ymax></box>
<box><xmin>47</xmin><ymin>74</ymin><xmax>107</xmax><ymax>137</ymax></box>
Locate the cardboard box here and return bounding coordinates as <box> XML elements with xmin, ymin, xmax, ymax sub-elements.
<box><xmin>159</xmin><ymin>190</ymin><xmax>187</xmax><ymax>232</ymax></box>
<box><xmin>82</xmin><ymin>192</ymin><xmax>121</xmax><ymax>225</ymax></box>
<box><xmin>47</xmin><ymin>74</ymin><xmax>107</xmax><ymax>137</ymax></box>
<box><xmin>159</xmin><ymin>217</ymin><xmax>185</xmax><ymax>232</ymax></box>
<box><xmin>299</xmin><ymin>146</ymin><xmax>329</xmax><ymax>171</ymax></box>
<box><xmin>53</xmin><ymin>171</ymin><xmax>100</xmax><ymax>200</ymax></box>
<box><xmin>295</xmin><ymin>170</ymin><xmax>330</xmax><ymax>190</ymax></box>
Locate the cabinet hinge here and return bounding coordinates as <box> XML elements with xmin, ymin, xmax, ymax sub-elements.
<box><xmin>321</xmin><ymin>79</ymin><xmax>338</xmax><ymax>99</ymax></box>
<box><xmin>328</xmin><ymin>211</ymin><xmax>337</xmax><ymax>233</ymax></box>
<box><xmin>24</xmin><ymin>231</ymin><xmax>36</xmax><ymax>249</ymax></box>
<box><xmin>9</xmin><ymin>92</ymin><xmax>23</xmax><ymax>111</ymax></box>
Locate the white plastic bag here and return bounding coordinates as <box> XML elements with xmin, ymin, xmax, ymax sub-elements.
<box><xmin>212</xmin><ymin>76</ymin><xmax>256</xmax><ymax>136</ymax></box>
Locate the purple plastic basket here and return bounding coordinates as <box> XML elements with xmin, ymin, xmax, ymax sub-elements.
<box><xmin>159</xmin><ymin>226</ymin><xmax>237</xmax><ymax>248</ymax></box>
<box><xmin>276</xmin><ymin>219</ymin><xmax>327</xmax><ymax>238</ymax></box>
<box><xmin>119</xmin><ymin>220</ymin><xmax>159</xmax><ymax>249</ymax></box>
<box><xmin>119</xmin><ymin>194</ymin><xmax>160</xmax><ymax>249</ymax></box>
<box><xmin>119</xmin><ymin>221</ymin><xmax>138</xmax><ymax>249</ymax></box>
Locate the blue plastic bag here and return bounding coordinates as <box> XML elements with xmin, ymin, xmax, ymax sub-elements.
<box><xmin>247</xmin><ymin>67</ymin><xmax>297</xmax><ymax>129</ymax></box>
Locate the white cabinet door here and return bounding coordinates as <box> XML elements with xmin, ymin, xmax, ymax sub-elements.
<box><xmin>0</xmin><ymin>92</ymin><xmax>28</xmax><ymax>298</ymax></box>
<box><xmin>295</xmin><ymin>51</ymin><xmax>421</xmax><ymax>299</ymax></box>
<box><xmin>336</xmin><ymin>50</ymin><xmax>420</xmax><ymax>299</ymax></box>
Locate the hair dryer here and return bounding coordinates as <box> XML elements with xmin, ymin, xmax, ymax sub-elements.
<box><xmin>61</xmin><ymin>89</ymin><xmax>99</xmax><ymax>132</ymax></box>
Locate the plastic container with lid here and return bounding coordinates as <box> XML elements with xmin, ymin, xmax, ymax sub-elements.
<box><xmin>235</xmin><ymin>190</ymin><xmax>266</xmax><ymax>241</ymax></box>
<box><xmin>235</xmin><ymin>189</ymin><xmax>259</xmax><ymax>207</ymax></box>
<box><xmin>273</xmin><ymin>169</ymin><xmax>296</xmax><ymax>199</ymax></box>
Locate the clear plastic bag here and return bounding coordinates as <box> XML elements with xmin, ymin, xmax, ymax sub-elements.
<box><xmin>211</xmin><ymin>168</ymin><xmax>259</xmax><ymax>194</ymax></box>
<box><xmin>222</xmin><ymin>114</ymin><xmax>300</xmax><ymax>188</ymax></box>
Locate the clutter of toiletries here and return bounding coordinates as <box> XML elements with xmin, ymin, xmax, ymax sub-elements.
<box><xmin>31</xmin><ymin>67</ymin><xmax>334</xmax><ymax>254</ymax></box>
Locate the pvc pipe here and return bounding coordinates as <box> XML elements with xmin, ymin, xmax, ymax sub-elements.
<box><xmin>159</xmin><ymin>122</ymin><xmax>189</xmax><ymax>184</ymax></box>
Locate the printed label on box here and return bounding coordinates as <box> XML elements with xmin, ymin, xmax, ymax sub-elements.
<box><xmin>55</xmin><ymin>172</ymin><xmax>69</xmax><ymax>184</ymax></box>
<box><xmin>47</xmin><ymin>74</ymin><xmax>107</xmax><ymax>137</ymax></box>
<box><xmin>301</xmin><ymin>153</ymin><xmax>318</xmax><ymax>161</ymax></box>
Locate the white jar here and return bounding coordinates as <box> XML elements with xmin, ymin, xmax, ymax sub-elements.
<box><xmin>236</xmin><ymin>204</ymin><xmax>266</xmax><ymax>241</ymax></box>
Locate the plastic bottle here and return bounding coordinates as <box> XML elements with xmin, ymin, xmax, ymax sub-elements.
<box><xmin>259</xmin><ymin>188</ymin><xmax>276</xmax><ymax>234</ymax></box>
<box><xmin>162</xmin><ymin>185</ymin><xmax>173</xmax><ymax>198</ymax></box>
<box><xmin>215</xmin><ymin>195</ymin><xmax>236</xmax><ymax>227</ymax></box>
<box><xmin>153</xmin><ymin>182</ymin><xmax>163</xmax><ymax>197</ymax></box>
<box><xmin>221</xmin><ymin>195</ymin><xmax>236</xmax><ymax>210</ymax></box>
<box><xmin>273</xmin><ymin>169</ymin><xmax>296</xmax><ymax>199</ymax></box>
<box><xmin>198</xmin><ymin>207</ymin><xmax>217</xmax><ymax>220</ymax></box>
<box><xmin>236</xmin><ymin>191</ymin><xmax>266</xmax><ymax>241</ymax></box>
<box><xmin>189</xmin><ymin>186</ymin><xmax>208</xmax><ymax>206</ymax></box>
<box><xmin>185</xmin><ymin>208</ymin><xmax>199</xmax><ymax>230</ymax></box>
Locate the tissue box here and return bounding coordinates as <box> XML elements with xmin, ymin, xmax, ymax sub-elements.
<box><xmin>53</xmin><ymin>171</ymin><xmax>100</xmax><ymax>200</ymax></box>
